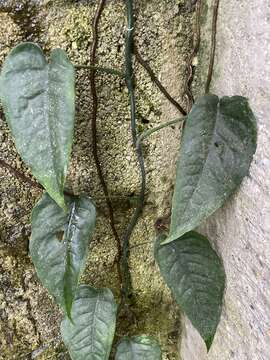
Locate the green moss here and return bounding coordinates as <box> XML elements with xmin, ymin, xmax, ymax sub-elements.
<box><xmin>0</xmin><ymin>1</ymin><xmax>196</xmax><ymax>359</ymax></box>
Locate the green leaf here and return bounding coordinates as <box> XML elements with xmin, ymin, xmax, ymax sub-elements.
<box><xmin>163</xmin><ymin>94</ymin><xmax>257</xmax><ymax>244</ymax></box>
<box><xmin>30</xmin><ymin>193</ymin><xmax>96</xmax><ymax>316</ymax></box>
<box><xmin>0</xmin><ymin>42</ymin><xmax>75</xmax><ymax>209</ymax></box>
<box><xmin>115</xmin><ymin>336</ymin><xmax>162</xmax><ymax>360</ymax></box>
<box><xmin>61</xmin><ymin>285</ymin><xmax>117</xmax><ymax>360</ymax></box>
<box><xmin>155</xmin><ymin>231</ymin><xmax>225</xmax><ymax>350</ymax></box>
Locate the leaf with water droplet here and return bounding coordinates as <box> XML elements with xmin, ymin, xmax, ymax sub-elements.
<box><xmin>0</xmin><ymin>42</ymin><xmax>75</xmax><ymax>209</ymax></box>
<box><xmin>30</xmin><ymin>192</ymin><xmax>96</xmax><ymax>317</ymax></box>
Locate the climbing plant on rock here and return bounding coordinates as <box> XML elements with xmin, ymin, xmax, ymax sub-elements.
<box><xmin>0</xmin><ymin>1</ymin><xmax>257</xmax><ymax>359</ymax></box>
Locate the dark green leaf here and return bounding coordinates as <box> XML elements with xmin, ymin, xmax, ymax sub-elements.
<box><xmin>155</xmin><ymin>231</ymin><xmax>225</xmax><ymax>350</ymax></box>
<box><xmin>61</xmin><ymin>285</ymin><xmax>117</xmax><ymax>360</ymax></box>
<box><xmin>0</xmin><ymin>42</ymin><xmax>75</xmax><ymax>209</ymax></box>
<box><xmin>30</xmin><ymin>193</ymin><xmax>96</xmax><ymax>316</ymax></box>
<box><xmin>115</xmin><ymin>336</ymin><xmax>162</xmax><ymax>360</ymax></box>
<box><xmin>163</xmin><ymin>95</ymin><xmax>257</xmax><ymax>244</ymax></box>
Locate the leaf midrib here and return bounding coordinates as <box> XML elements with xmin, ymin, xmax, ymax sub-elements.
<box><xmin>63</xmin><ymin>201</ymin><xmax>76</xmax><ymax>286</ymax></box>
<box><xmin>90</xmin><ymin>292</ymin><xmax>100</xmax><ymax>356</ymax></box>
<box><xmin>47</xmin><ymin>60</ymin><xmax>62</xmax><ymax>192</ymax></box>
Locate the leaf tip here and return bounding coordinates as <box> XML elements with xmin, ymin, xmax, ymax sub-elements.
<box><xmin>66</xmin><ymin>312</ymin><xmax>75</xmax><ymax>325</ymax></box>
<box><xmin>160</xmin><ymin>234</ymin><xmax>176</xmax><ymax>246</ymax></box>
<box><xmin>52</xmin><ymin>193</ymin><xmax>67</xmax><ymax>212</ymax></box>
<box><xmin>65</xmin><ymin>304</ymin><xmax>72</xmax><ymax>319</ymax></box>
<box><xmin>205</xmin><ymin>334</ymin><xmax>214</xmax><ymax>352</ymax></box>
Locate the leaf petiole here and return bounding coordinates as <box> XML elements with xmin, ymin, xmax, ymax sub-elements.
<box><xmin>136</xmin><ymin>117</ymin><xmax>185</xmax><ymax>149</ymax></box>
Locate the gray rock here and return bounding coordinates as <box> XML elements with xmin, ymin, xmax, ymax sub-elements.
<box><xmin>180</xmin><ymin>0</ymin><xmax>270</xmax><ymax>359</ymax></box>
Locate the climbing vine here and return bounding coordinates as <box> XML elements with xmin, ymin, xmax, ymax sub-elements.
<box><xmin>0</xmin><ymin>0</ymin><xmax>257</xmax><ymax>359</ymax></box>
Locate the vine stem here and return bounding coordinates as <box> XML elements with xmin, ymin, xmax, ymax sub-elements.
<box><xmin>0</xmin><ymin>158</ymin><xmax>132</xmax><ymax>202</ymax></box>
<box><xmin>121</xmin><ymin>0</ymin><xmax>146</xmax><ymax>302</ymax></box>
<box><xmin>0</xmin><ymin>159</ymin><xmax>42</xmax><ymax>190</ymax></box>
<box><xmin>183</xmin><ymin>0</ymin><xmax>202</xmax><ymax>111</ymax></box>
<box><xmin>134</xmin><ymin>48</ymin><xmax>187</xmax><ymax>116</ymax></box>
<box><xmin>89</xmin><ymin>0</ymin><xmax>123</xmax><ymax>287</ymax></box>
<box><xmin>205</xmin><ymin>0</ymin><xmax>220</xmax><ymax>93</ymax></box>
<box><xmin>136</xmin><ymin>117</ymin><xmax>185</xmax><ymax>149</ymax></box>
<box><xmin>0</xmin><ymin>158</ymin><xmax>75</xmax><ymax>198</ymax></box>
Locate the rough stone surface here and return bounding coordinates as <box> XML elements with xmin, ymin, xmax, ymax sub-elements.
<box><xmin>0</xmin><ymin>1</ymin><xmax>195</xmax><ymax>359</ymax></box>
<box><xmin>181</xmin><ymin>1</ymin><xmax>270</xmax><ymax>360</ymax></box>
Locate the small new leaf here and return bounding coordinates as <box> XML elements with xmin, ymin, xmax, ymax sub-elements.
<box><xmin>115</xmin><ymin>336</ymin><xmax>162</xmax><ymax>360</ymax></box>
<box><xmin>0</xmin><ymin>42</ymin><xmax>75</xmax><ymax>209</ymax></box>
<box><xmin>30</xmin><ymin>193</ymin><xmax>96</xmax><ymax>317</ymax></box>
<box><xmin>61</xmin><ymin>285</ymin><xmax>117</xmax><ymax>360</ymax></box>
<box><xmin>163</xmin><ymin>94</ymin><xmax>257</xmax><ymax>244</ymax></box>
<box><xmin>155</xmin><ymin>231</ymin><xmax>225</xmax><ymax>350</ymax></box>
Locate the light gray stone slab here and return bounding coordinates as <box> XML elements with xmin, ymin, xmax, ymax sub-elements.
<box><xmin>181</xmin><ymin>1</ymin><xmax>270</xmax><ymax>359</ymax></box>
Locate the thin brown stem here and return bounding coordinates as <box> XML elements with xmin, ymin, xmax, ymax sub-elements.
<box><xmin>0</xmin><ymin>159</ymin><xmax>76</xmax><ymax>198</ymax></box>
<box><xmin>183</xmin><ymin>0</ymin><xmax>202</xmax><ymax>112</ymax></box>
<box><xmin>0</xmin><ymin>159</ymin><xmax>42</xmax><ymax>190</ymax></box>
<box><xmin>134</xmin><ymin>47</ymin><xmax>187</xmax><ymax>116</ymax></box>
<box><xmin>89</xmin><ymin>0</ymin><xmax>123</xmax><ymax>288</ymax></box>
<box><xmin>205</xmin><ymin>0</ymin><xmax>220</xmax><ymax>93</ymax></box>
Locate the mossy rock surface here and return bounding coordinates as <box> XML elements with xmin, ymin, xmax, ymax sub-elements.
<box><xmin>0</xmin><ymin>1</ymin><xmax>196</xmax><ymax>359</ymax></box>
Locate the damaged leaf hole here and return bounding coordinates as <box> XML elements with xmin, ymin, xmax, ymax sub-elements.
<box><xmin>56</xmin><ymin>230</ymin><xmax>65</xmax><ymax>242</ymax></box>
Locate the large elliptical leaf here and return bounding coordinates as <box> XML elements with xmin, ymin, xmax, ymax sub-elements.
<box><xmin>61</xmin><ymin>285</ymin><xmax>117</xmax><ymax>360</ymax></box>
<box><xmin>155</xmin><ymin>231</ymin><xmax>225</xmax><ymax>350</ymax></box>
<box><xmin>115</xmin><ymin>336</ymin><xmax>162</xmax><ymax>360</ymax></box>
<box><xmin>0</xmin><ymin>42</ymin><xmax>75</xmax><ymax>209</ymax></box>
<box><xmin>163</xmin><ymin>95</ymin><xmax>257</xmax><ymax>244</ymax></box>
<box><xmin>30</xmin><ymin>193</ymin><xmax>96</xmax><ymax>316</ymax></box>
